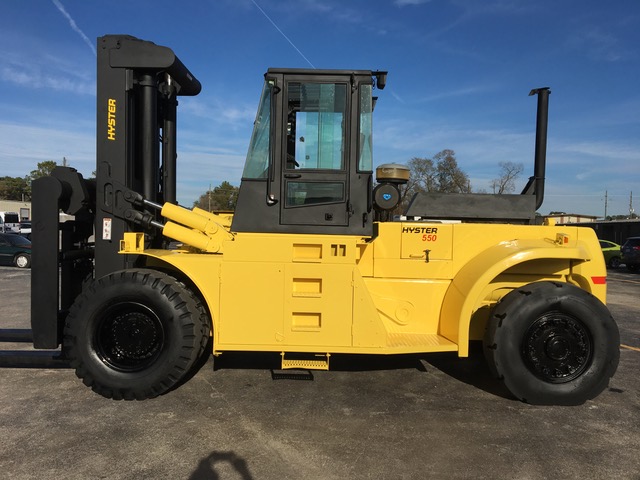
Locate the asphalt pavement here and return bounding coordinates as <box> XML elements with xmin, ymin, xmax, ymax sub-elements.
<box><xmin>0</xmin><ymin>267</ymin><xmax>638</xmax><ymax>479</ymax></box>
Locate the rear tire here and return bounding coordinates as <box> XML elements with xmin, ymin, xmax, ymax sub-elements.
<box><xmin>64</xmin><ymin>269</ymin><xmax>210</xmax><ymax>400</ymax></box>
<box><xmin>484</xmin><ymin>281</ymin><xmax>619</xmax><ymax>405</ymax></box>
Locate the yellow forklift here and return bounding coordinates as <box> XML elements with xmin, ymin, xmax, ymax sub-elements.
<box><xmin>21</xmin><ymin>35</ymin><xmax>617</xmax><ymax>404</ymax></box>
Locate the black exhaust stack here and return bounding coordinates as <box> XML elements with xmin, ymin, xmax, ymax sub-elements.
<box><xmin>521</xmin><ymin>87</ymin><xmax>550</xmax><ymax>210</ymax></box>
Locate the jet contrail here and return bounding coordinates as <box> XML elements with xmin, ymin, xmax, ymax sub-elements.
<box><xmin>250</xmin><ymin>0</ymin><xmax>315</xmax><ymax>69</ymax></box>
<box><xmin>51</xmin><ymin>0</ymin><xmax>96</xmax><ymax>56</ymax></box>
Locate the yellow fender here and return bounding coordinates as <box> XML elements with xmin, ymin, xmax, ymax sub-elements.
<box><xmin>439</xmin><ymin>239</ymin><xmax>590</xmax><ymax>356</ymax></box>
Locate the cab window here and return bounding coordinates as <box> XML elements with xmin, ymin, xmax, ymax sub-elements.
<box><xmin>242</xmin><ymin>81</ymin><xmax>273</xmax><ymax>179</ymax></box>
<box><xmin>286</xmin><ymin>82</ymin><xmax>347</xmax><ymax>171</ymax></box>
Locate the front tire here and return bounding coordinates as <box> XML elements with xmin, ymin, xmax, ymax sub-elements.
<box><xmin>484</xmin><ymin>281</ymin><xmax>619</xmax><ymax>405</ymax></box>
<box><xmin>64</xmin><ymin>269</ymin><xmax>210</xmax><ymax>400</ymax></box>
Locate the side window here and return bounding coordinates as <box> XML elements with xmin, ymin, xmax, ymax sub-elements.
<box><xmin>286</xmin><ymin>82</ymin><xmax>346</xmax><ymax>171</ymax></box>
<box><xmin>358</xmin><ymin>84</ymin><xmax>373</xmax><ymax>172</ymax></box>
<box><xmin>242</xmin><ymin>81</ymin><xmax>272</xmax><ymax>179</ymax></box>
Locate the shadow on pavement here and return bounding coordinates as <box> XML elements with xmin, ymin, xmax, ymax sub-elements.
<box><xmin>211</xmin><ymin>342</ymin><xmax>514</xmax><ymax>401</ymax></box>
<box><xmin>189</xmin><ymin>451</ymin><xmax>253</xmax><ymax>480</ymax></box>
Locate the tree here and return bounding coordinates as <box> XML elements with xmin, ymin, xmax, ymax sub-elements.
<box><xmin>399</xmin><ymin>156</ymin><xmax>434</xmax><ymax>209</ymax></box>
<box><xmin>193</xmin><ymin>181</ymin><xmax>239</xmax><ymax>212</ymax></box>
<box><xmin>0</xmin><ymin>160</ymin><xmax>59</xmax><ymax>200</ymax></box>
<box><xmin>398</xmin><ymin>149</ymin><xmax>471</xmax><ymax>211</ymax></box>
<box><xmin>22</xmin><ymin>160</ymin><xmax>59</xmax><ymax>199</ymax></box>
<box><xmin>490</xmin><ymin>161</ymin><xmax>524</xmax><ymax>194</ymax></box>
<box><xmin>434</xmin><ymin>149</ymin><xmax>471</xmax><ymax>194</ymax></box>
<box><xmin>0</xmin><ymin>176</ymin><xmax>30</xmax><ymax>201</ymax></box>
<box><xmin>29</xmin><ymin>160</ymin><xmax>58</xmax><ymax>181</ymax></box>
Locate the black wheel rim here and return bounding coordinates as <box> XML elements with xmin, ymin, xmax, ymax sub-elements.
<box><xmin>94</xmin><ymin>302</ymin><xmax>165</xmax><ymax>372</ymax></box>
<box><xmin>522</xmin><ymin>312</ymin><xmax>592</xmax><ymax>383</ymax></box>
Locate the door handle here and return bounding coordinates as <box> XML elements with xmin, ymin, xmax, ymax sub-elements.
<box><xmin>284</xmin><ymin>173</ymin><xmax>302</xmax><ymax>179</ymax></box>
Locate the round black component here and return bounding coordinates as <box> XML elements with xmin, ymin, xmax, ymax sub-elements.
<box><xmin>373</xmin><ymin>183</ymin><xmax>400</xmax><ymax>211</ymax></box>
<box><xmin>483</xmin><ymin>281</ymin><xmax>619</xmax><ymax>405</ymax></box>
<box><xmin>64</xmin><ymin>269</ymin><xmax>210</xmax><ymax>400</ymax></box>
<box><xmin>95</xmin><ymin>302</ymin><xmax>165</xmax><ymax>372</ymax></box>
<box><xmin>521</xmin><ymin>312</ymin><xmax>591</xmax><ymax>383</ymax></box>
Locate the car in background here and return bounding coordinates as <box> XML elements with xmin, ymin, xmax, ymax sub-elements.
<box><xmin>599</xmin><ymin>239</ymin><xmax>621</xmax><ymax>269</ymax></box>
<box><xmin>621</xmin><ymin>237</ymin><xmax>640</xmax><ymax>272</ymax></box>
<box><xmin>19</xmin><ymin>221</ymin><xmax>32</xmax><ymax>240</ymax></box>
<box><xmin>0</xmin><ymin>232</ymin><xmax>32</xmax><ymax>268</ymax></box>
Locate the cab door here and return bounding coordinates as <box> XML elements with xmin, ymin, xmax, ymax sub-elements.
<box><xmin>280</xmin><ymin>79</ymin><xmax>350</xmax><ymax>228</ymax></box>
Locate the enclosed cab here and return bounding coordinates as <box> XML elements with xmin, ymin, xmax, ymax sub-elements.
<box><xmin>232</xmin><ymin>68</ymin><xmax>384</xmax><ymax>236</ymax></box>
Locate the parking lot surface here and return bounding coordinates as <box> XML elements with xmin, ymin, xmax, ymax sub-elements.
<box><xmin>0</xmin><ymin>268</ymin><xmax>638</xmax><ymax>479</ymax></box>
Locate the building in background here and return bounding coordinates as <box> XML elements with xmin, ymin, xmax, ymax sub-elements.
<box><xmin>0</xmin><ymin>201</ymin><xmax>31</xmax><ymax>220</ymax></box>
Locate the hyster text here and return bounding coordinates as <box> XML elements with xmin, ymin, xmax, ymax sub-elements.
<box><xmin>401</xmin><ymin>227</ymin><xmax>438</xmax><ymax>234</ymax></box>
<box><xmin>107</xmin><ymin>99</ymin><xmax>116</xmax><ymax>141</ymax></box>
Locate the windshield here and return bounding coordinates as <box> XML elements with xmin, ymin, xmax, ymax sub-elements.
<box><xmin>242</xmin><ymin>81</ymin><xmax>272</xmax><ymax>179</ymax></box>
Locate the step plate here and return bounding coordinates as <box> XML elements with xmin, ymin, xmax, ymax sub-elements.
<box><xmin>281</xmin><ymin>353</ymin><xmax>330</xmax><ymax>371</ymax></box>
<box><xmin>386</xmin><ymin>333</ymin><xmax>458</xmax><ymax>351</ymax></box>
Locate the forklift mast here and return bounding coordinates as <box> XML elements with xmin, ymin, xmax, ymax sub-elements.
<box><xmin>94</xmin><ymin>35</ymin><xmax>201</xmax><ymax>276</ymax></box>
<box><xmin>30</xmin><ymin>35</ymin><xmax>200</xmax><ymax>348</ymax></box>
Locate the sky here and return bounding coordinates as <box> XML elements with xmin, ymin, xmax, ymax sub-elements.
<box><xmin>0</xmin><ymin>0</ymin><xmax>638</xmax><ymax>217</ymax></box>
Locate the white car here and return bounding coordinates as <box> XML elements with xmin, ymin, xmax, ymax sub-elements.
<box><xmin>19</xmin><ymin>221</ymin><xmax>31</xmax><ymax>240</ymax></box>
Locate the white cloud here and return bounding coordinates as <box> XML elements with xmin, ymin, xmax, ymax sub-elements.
<box><xmin>395</xmin><ymin>0</ymin><xmax>431</xmax><ymax>6</ymax></box>
<box><xmin>0</xmin><ymin>39</ymin><xmax>94</xmax><ymax>95</ymax></box>
<box><xmin>565</xmin><ymin>25</ymin><xmax>632</xmax><ymax>63</ymax></box>
<box><xmin>554</xmin><ymin>140</ymin><xmax>640</xmax><ymax>163</ymax></box>
<box><xmin>51</xmin><ymin>0</ymin><xmax>96</xmax><ymax>56</ymax></box>
<box><xmin>1</xmin><ymin>65</ymin><xmax>94</xmax><ymax>95</ymax></box>
<box><xmin>418</xmin><ymin>84</ymin><xmax>500</xmax><ymax>103</ymax></box>
<box><xmin>0</xmin><ymin>122</ymin><xmax>95</xmax><ymax>178</ymax></box>
<box><xmin>180</xmin><ymin>96</ymin><xmax>256</xmax><ymax>127</ymax></box>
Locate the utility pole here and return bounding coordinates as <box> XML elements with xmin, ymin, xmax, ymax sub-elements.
<box><xmin>604</xmin><ymin>190</ymin><xmax>608</xmax><ymax>220</ymax></box>
<box><xmin>630</xmin><ymin>191</ymin><xmax>635</xmax><ymax>218</ymax></box>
